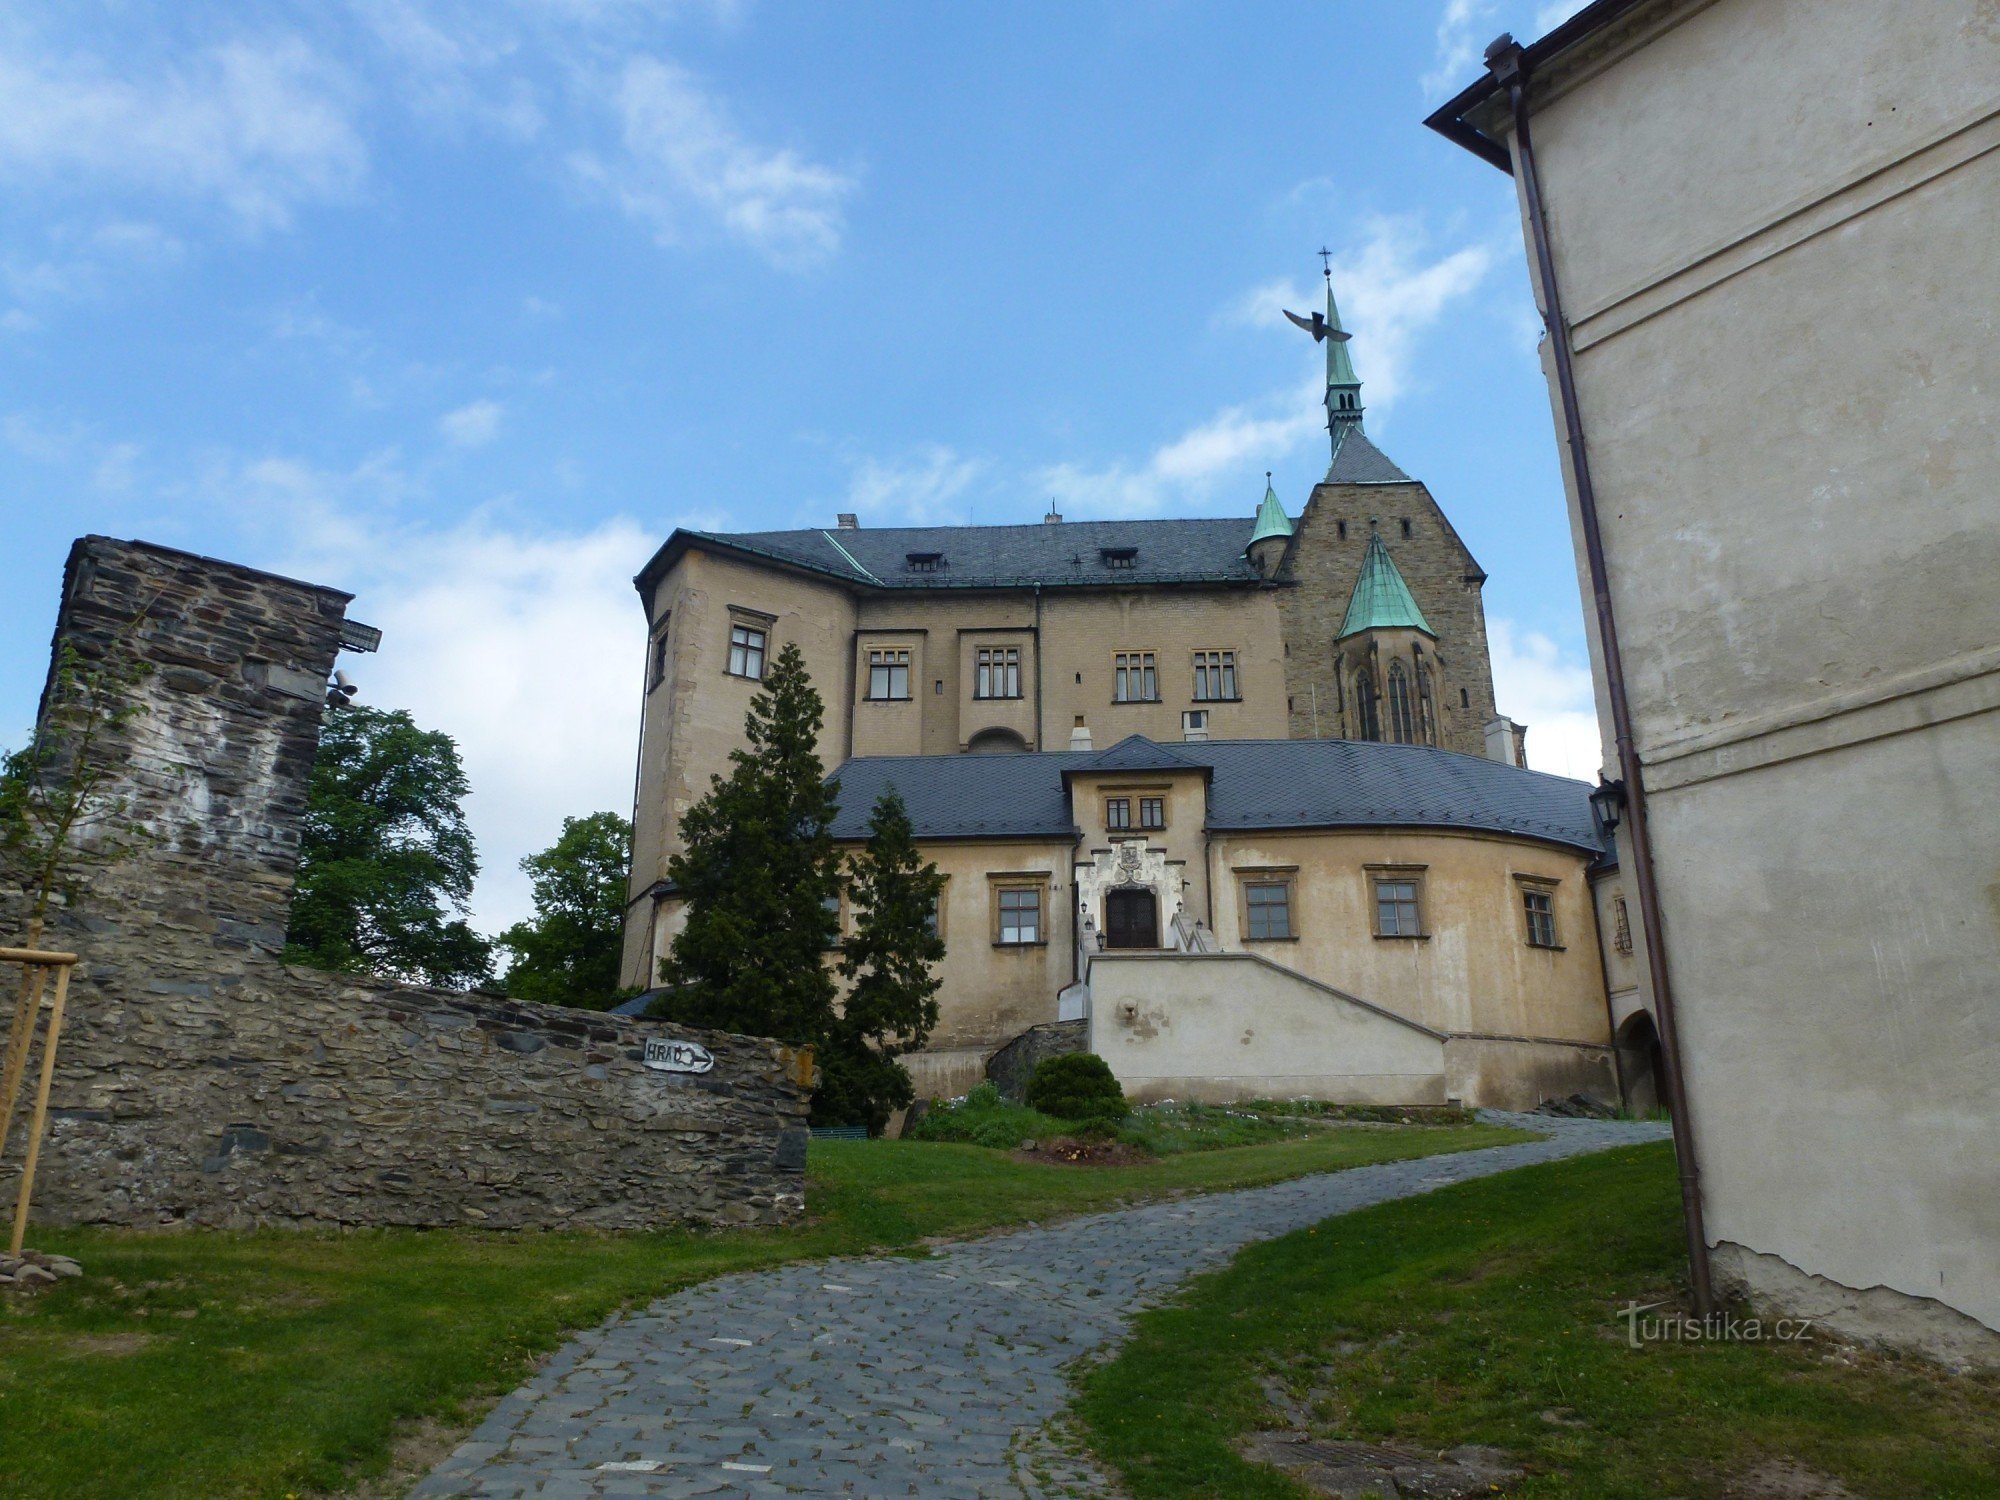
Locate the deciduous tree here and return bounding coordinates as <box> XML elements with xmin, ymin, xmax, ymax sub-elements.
<box><xmin>284</xmin><ymin>705</ymin><xmax>492</xmax><ymax>989</ymax></box>
<box><xmin>496</xmin><ymin>811</ymin><xmax>632</xmax><ymax>1009</ymax></box>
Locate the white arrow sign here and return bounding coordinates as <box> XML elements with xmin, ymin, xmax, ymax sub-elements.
<box><xmin>642</xmin><ymin>1037</ymin><xmax>716</xmax><ymax>1074</ymax></box>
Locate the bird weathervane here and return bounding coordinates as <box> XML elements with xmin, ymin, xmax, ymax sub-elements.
<box><xmin>1284</xmin><ymin>248</ymin><xmax>1350</xmax><ymax>344</ymax></box>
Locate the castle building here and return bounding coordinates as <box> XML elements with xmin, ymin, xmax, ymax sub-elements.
<box><xmin>624</xmin><ymin>279</ymin><xmax>1605</xmax><ymax>1107</ymax></box>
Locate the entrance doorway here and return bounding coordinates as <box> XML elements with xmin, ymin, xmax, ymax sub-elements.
<box><xmin>1104</xmin><ymin>888</ymin><xmax>1159</xmax><ymax>949</ymax></box>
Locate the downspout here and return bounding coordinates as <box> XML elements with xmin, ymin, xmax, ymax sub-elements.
<box><xmin>1032</xmin><ymin>582</ymin><xmax>1045</xmax><ymax>751</ymax></box>
<box><xmin>1488</xmin><ymin>36</ymin><xmax>1714</xmax><ymax>1314</ymax></box>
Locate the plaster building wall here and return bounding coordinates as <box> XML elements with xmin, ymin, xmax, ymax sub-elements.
<box><xmin>1206</xmin><ymin>828</ymin><xmax>1611</xmax><ymax>1046</ymax></box>
<box><xmin>1279</xmin><ymin>482</ymin><xmax>1498</xmax><ymax>754</ymax></box>
<box><xmin>1088</xmin><ymin>951</ymin><xmax>1448</xmax><ymax>1106</ymax></box>
<box><xmin>1472</xmin><ymin>0</ymin><xmax>2000</xmax><ymax>1353</ymax></box>
<box><xmin>3</xmin><ymin>538</ymin><xmax>811</xmax><ymax>1233</ymax></box>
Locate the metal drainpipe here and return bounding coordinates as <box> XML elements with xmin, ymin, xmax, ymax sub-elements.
<box><xmin>1490</xmin><ymin>37</ymin><xmax>1714</xmax><ymax>1314</ymax></box>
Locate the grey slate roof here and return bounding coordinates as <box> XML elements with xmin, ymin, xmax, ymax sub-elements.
<box><xmin>1326</xmin><ymin>427</ymin><xmax>1414</xmax><ymax>485</ymax></box>
<box><xmin>829</xmin><ymin>736</ymin><xmax>1606</xmax><ymax>856</ymax></box>
<box><xmin>1075</xmin><ymin>734</ymin><xmax>1205</xmax><ymax>775</ymax></box>
<box><xmin>668</xmin><ymin>516</ymin><xmax>1266</xmax><ymax>591</ymax></box>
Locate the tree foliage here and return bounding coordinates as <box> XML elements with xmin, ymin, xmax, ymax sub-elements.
<box><xmin>1025</xmin><ymin>1053</ymin><xmax>1129</xmax><ymax>1124</ymax></box>
<box><xmin>818</xmin><ymin>786</ymin><xmax>946</xmax><ymax>1132</ymax></box>
<box><xmin>496</xmin><ymin>811</ymin><xmax>632</xmax><ymax>1009</ymax></box>
<box><xmin>284</xmin><ymin>705</ymin><xmax>492</xmax><ymax>989</ymax></box>
<box><xmin>657</xmin><ymin>642</ymin><xmax>841</xmax><ymax>1043</ymax></box>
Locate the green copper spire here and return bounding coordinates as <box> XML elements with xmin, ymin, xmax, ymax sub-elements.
<box><xmin>1247</xmin><ymin>471</ymin><xmax>1294</xmax><ymax>550</ymax></box>
<box><xmin>1323</xmin><ymin>267</ymin><xmax>1364</xmax><ymax>445</ymax></box>
<box><xmin>1339</xmin><ymin>529</ymin><xmax>1434</xmax><ymax>639</ymax></box>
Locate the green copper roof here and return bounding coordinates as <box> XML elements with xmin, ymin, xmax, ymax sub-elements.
<box><xmin>1339</xmin><ymin>531</ymin><xmax>1434</xmax><ymax>638</ymax></box>
<box><xmin>1247</xmin><ymin>476</ymin><xmax>1293</xmax><ymax>549</ymax></box>
<box><xmin>1324</xmin><ymin>278</ymin><xmax>1359</xmax><ymax>390</ymax></box>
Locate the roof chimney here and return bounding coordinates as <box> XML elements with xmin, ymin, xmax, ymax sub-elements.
<box><xmin>1043</xmin><ymin>508</ymin><xmax>1063</xmax><ymax>524</ymax></box>
<box><xmin>1069</xmin><ymin>715</ymin><xmax>1092</xmax><ymax>752</ymax></box>
<box><xmin>835</xmin><ymin>513</ymin><xmax>859</xmax><ymax>530</ymax></box>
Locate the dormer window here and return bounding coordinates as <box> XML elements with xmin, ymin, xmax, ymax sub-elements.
<box><xmin>906</xmin><ymin>551</ymin><xmax>946</xmax><ymax>573</ymax></box>
<box><xmin>1101</xmin><ymin>547</ymin><xmax>1137</xmax><ymax>570</ymax></box>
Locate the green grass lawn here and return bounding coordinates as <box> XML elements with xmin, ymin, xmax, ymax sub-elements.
<box><xmin>1074</xmin><ymin>1142</ymin><xmax>2000</xmax><ymax>1499</ymax></box>
<box><xmin>0</xmin><ymin>1121</ymin><xmax>1521</xmax><ymax>1499</ymax></box>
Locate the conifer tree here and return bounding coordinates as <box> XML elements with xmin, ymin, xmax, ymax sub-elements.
<box><xmin>819</xmin><ymin>786</ymin><xmax>947</xmax><ymax>1132</ymax></box>
<box><xmin>659</xmin><ymin>643</ymin><xmax>840</xmax><ymax>1043</ymax></box>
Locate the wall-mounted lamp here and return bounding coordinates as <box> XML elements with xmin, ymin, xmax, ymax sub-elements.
<box><xmin>1588</xmin><ymin>775</ymin><xmax>1628</xmax><ymax>833</ymax></box>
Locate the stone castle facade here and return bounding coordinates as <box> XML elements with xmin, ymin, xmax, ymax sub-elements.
<box><xmin>624</xmin><ymin>280</ymin><xmax>1527</xmax><ymax>988</ymax></box>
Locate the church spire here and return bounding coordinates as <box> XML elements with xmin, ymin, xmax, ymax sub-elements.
<box><xmin>1321</xmin><ymin>257</ymin><xmax>1364</xmax><ymax>451</ymax></box>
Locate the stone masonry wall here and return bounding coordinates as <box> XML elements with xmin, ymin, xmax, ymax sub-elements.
<box><xmin>1277</xmin><ymin>478</ymin><xmax>1500</xmax><ymax>756</ymax></box>
<box><xmin>2</xmin><ymin>537</ymin><xmax>809</xmax><ymax>1231</ymax></box>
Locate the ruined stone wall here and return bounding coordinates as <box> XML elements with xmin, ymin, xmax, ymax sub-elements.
<box><xmin>2</xmin><ymin>537</ymin><xmax>809</xmax><ymax>1232</ymax></box>
<box><xmin>1277</xmin><ymin>479</ymin><xmax>1499</xmax><ymax>756</ymax></box>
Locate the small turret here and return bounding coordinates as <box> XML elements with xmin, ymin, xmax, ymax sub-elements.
<box><xmin>1245</xmin><ymin>472</ymin><xmax>1293</xmax><ymax>578</ymax></box>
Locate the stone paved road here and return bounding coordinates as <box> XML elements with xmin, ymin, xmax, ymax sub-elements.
<box><xmin>412</xmin><ymin>1113</ymin><xmax>1670</xmax><ymax>1499</ymax></box>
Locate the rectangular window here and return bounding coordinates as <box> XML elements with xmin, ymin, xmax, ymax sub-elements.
<box><xmin>1105</xmin><ymin>797</ymin><xmax>1131</xmax><ymax>830</ymax></box>
<box><xmin>1374</xmin><ymin>878</ymin><xmax>1423</xmax><ymax>937</ymax></box>
<box><xmin>1523</xmin><ymin>887</ymin><xmax>1559</xmax><ymax>948</ymax></box>
<box><xmin>975</xmin><ymin>646</ymin><xmax>1022</xmax><ymax>700</ymax></box>
<box><xmin>1139</xmin><ymin>796</ymin><xmax>1164</xmax><ymax>830</ymax></box>
<box><xmin>997</xmin><ymin>887</ymin><xmax>1041</xmax><ymax>945</ymax></box>
<box><xmin>1101</xmin><ymin>547</ymin><xmax>1137</xmax><ymax>569</ymax></box>
<box><xmin>648</xmin><ymin>615</ymin><xmax>671</xmax><ymax>689</ymax></box>
<box><xmin>1245</xmin><ymin>880</ymin><xmax>1293</xmax><ymax>941</ymax></box>
<box><xmin>866</xmin><ymin>648</ymin><xmax>910</xmax><ymax>700</ymax></box>
<box><xmin>727</xmin><ymin>623</ymin><xmax>767</xmax><ymax>680</ymax></box>
<box><xmin>1613</xmin><ymin>896</ymin><xmax>1632</xmax><ymax>955</ymax></box>
<box><xmin>1113</xmin><ymin>652</ymin><xmax>1159</xmax><ymax>702</ymax></box>
<box><xmin>822</xmin><ymin>892</ymin><xmax>843</xmax><ymax>948</ymax></box>
<box><xmin>1192</xmin><ymin>650</ymin><xmax>1238</xmax><ymax>702</ymax></box>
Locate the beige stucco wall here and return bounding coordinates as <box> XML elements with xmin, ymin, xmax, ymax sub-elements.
<box><xmin>1496</xmin><ymin>0</ymin><xmax>2000</xmax><ymax>1344</ymax></box>
<box><xmin>1207</xmin><ymin>827</ymin><xmax>1610</xmax><ymax>1046</ymax></box>
<box><xmin>1088</xmin><ymin>951</ymin><xmax>1448</xmax><ymax>1105</ymax></box>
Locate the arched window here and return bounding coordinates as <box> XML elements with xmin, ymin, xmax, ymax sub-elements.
<box><xmin>1354</xmin><ymin>671</ymin><xmax>1381</xmax><ymax>742</ymax></box>
<box><xmin>1387</xmin><ymin>661</ymin><xmax>1416</xmax><ymax>744</ymax></box>
<box><xmin>1416</xmin><ymin>666</ymin><xmax>1438</xmax><ymax>746</ymax></box>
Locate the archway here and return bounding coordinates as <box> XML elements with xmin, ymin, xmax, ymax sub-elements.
<box><xmin>966</xmin><ymin>727</ymin><xmax>1029</xmax><ymax>754</ymax></box>
<box><xmin>1104</xmin><ymin>887</ymin><xmax>1159</xmax><ymax>949</ymax></box>
<box><xmin>1615</xmin><ymin>1012</ymin><xmax>1665</xmax><ymax>1116</ymax></box>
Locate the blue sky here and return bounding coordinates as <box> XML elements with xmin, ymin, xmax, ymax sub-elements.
<box><xmin>0</xmin><ymin>0</ymin><xmax>1595</xmax><ymax>934</ymax></box>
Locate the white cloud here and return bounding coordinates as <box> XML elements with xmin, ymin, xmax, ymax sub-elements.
<box><xmin>0</xmin><ymin>36</ymin><xmax>366</xmax><ymax>230</ymax></box>
<box><xmin>439</xmin><ymin>398</ymin><xmax>504</xmax><ymax>447</ymax></box>
<box><xmin>576</xmin><ymin>55</ymin><xmax>855</xmax><ymax>269</ymax></box>
<box><xmin>1423</xmin><ymin>0</ymin><xmax>1498</xmax><ymax>101</ymax></box>
<box><xmin>196</xmin><ymin>452</ymin><xmax>660</xmax><ymax>935</ymax></box>
<box><xmin>1047</xmin><ymin>220</ymin><xmax>1494</xmax><ymax>517</ymax></box>
<box><xmin>1489</xmin><ymin>617</ymin><xmax>1605</xmax><ymax>781</ymax></box>
<box><xmin>845</xmin><ymin>445</ymin><xmax>984</xmax><ymax>525</ymax></box>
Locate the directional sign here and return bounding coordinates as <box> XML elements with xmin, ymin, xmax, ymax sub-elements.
<box><xmin>642</xmin><ymin>1037</ymin><xmax>715</xmax><ymax>1074</ymax></box>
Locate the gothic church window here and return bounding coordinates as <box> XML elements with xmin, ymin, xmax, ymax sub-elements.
<box><xmin>1387</xmin><ymin>662</ymin><xmax>1417</xmax><ymax>744</ymax></box>
<box><xmin>1417</xmin><ymin>666</ymin><xmax>1438</xmax><ymax>745</ymax></box>
<box><xmin>1355</xmin><ymin>671</ymin><xmax>1381</xmax><ymax>741</ymax></box>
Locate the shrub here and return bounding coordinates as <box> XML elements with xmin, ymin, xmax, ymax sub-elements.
<box><xmin>906</xmin><ymin>1086</ymin><xmax>1066</xmax><ymax>1149</ymax></box>
<box><xmin>1024</xmin><ymin>1053</ymin><xmax>1128</xmax><ymax>1124</ymax></box>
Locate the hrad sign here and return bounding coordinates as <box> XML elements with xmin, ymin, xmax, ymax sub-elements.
<box><xmin>643</xmin><ymin>1037</ymin><xmax>716</xmax><ymax>1075</ymax></box>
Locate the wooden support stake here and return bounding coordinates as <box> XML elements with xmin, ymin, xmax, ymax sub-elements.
<box><xmin>9</xmin><ymin>963</ymin><xmax>70</xmax><ymax>1258</ymax></box>
<box><xmin>0</xmin><ymin>963</ymin><xmax>50</xmax><ymax>1167</ymax></box>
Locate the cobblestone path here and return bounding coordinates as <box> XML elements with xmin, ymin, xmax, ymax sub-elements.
<box><xmin>413</xmin><ymin>1114</ymin><xmax>1669</xmax><ymax>1499</ymax></box>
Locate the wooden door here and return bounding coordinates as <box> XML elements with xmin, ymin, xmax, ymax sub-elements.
<box><xmin>1104</xmin><ymin>888</ymin><xmax>1159</xmax><ymax>949</ymax></box>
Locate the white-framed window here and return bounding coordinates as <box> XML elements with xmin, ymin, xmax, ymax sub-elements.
<box><xmin>997</xmin><ymin>886</ymin><xmax>1041</xmax><ymax>945</ymax></box>
<box><xmin>1192</xmin><ymin>650</ymin><xmax>1238</xmax><ymax>702</ymax></box>
<box><xmin>1113</xmin><ymin>652</ymin><xmax>1158</xmax><ymax>702</ymax></box>
<box><xmin>727</xmin><ymin>623</ymin><xmax>767</xmax><ymax>680</ymax></box>
<box><xmin>867</xmin><ymin>648</ymin><xmax>910</xmax><ymax>700</ymax></box>
<box><xmin>975</xmin><ymin>646</ymin><xmax>1022</xmax><ymax>700</ymax></box>
<box><xmin>1523</xmin><ymin>886</ymin><xmax>1559</xmax><ymax>948</ymax></box>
